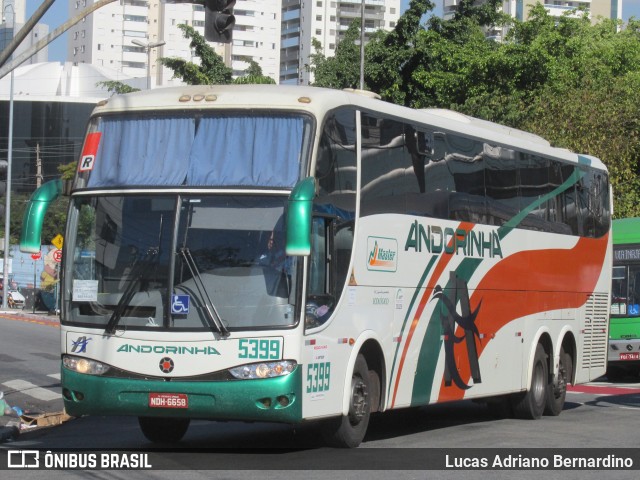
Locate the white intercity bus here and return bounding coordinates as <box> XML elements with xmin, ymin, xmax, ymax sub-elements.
<box><xmin>21</xmin><ymin>85</ymin><xmax>611</xmax><ymax>447</ymax></box>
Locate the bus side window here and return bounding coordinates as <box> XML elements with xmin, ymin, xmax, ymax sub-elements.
<box><xmin>306</xmin><ymin>216</ymin><xmax>334</xmax><ymax>329</ymax></box>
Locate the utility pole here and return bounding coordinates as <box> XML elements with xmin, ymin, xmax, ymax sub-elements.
<box><xmin>36</xmin><ymin>143</ymin><xmax>42</xmax><ymax>188</ymax></box>
<box><xmin>2</xmin><ymin>2</ymin><xmax>15</xmax><ymax>310</ymax></box>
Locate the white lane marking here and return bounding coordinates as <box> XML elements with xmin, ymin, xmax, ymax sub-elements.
<box><xmin>2</xmin><ymin>379</ymin><xmax>61</xmax><ymax>402</ymax></box>
<box><xmin>47</xmin><ymin>373</ymin><xmax>61</xmax><ymax>380</ymax></box>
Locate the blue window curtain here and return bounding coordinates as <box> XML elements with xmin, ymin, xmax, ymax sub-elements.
<box><xmin>187</xmin><ymin>116</ymin><xmax>303</xmax><ymax>188</ymax></box>
<box><xmin>86</xmin><ymin>115</ymin><xmax>303</xmax><ymax>188</ymax></box>
<box><xmin>87</xmin><ymin>117</ymin><xmax>195</xmax><ymax>187</ymax></box>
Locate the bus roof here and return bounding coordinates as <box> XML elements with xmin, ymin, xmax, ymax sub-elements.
<box><xmin>93</xmin><ymin>84</ymin><xmax>607</xmax><ymax>172</ymax></box>
<box><xmin>613</xmin><ymin>217</ymin><xmax>640</xmax><ymax>245</ymax></box>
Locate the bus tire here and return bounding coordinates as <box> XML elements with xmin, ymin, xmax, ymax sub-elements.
<box><xmin>321</xmin><ymin>354</ymin><xmax>371</xmax><ymax>448</ymax></box>
<box><xmin>544</xmin><ymin>347</ymin><xmax>572</xmax><ymax>416</ymax></box>
<box><xmin>511</xmin><ymin>343</ymin><xmax>548</xmax><ymax>419</ymax></box>
<box><xmin>138</xmin><ymin>417</ymin><xmax>190</xmax><ymax>443</ymax></box>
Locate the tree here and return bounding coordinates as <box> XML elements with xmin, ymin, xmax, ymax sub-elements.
<box><xmin>159</xmin><ymin>24</ymin><xmax>233</xmax><ymax>85</ymax></box>
<box><xmin>366</xmin><ymin>0</ymin><xmax>436</xmax><ymax>106</ymax></box>
<box><xmin>95</xmin><ymin>81</ymin><xmax>140</xmax><ymax>96</ymax></box>
<box><xmin>308</xmin><ymin>20</ymin><xmax>362</xmax><ymax>89</ymax></box>
<box><xmin>160</xmin><ymin>25</ymin><xmax>277</xmax><ymax>85</ymax></box>
<box><xmin>232</xmin><ymin>60</ymin><xmax>276</xmax><ymax>84</ymax></box>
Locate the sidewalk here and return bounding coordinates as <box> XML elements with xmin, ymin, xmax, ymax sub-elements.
<box><xmin>0</xmin><ymin>308</ymin><xmax>60</xmax><ymax>323</ymax></box>
<box><xmin>0</xmin><ymin>309</ymin><xmax>63</xmax><ymax>442</ymax></box>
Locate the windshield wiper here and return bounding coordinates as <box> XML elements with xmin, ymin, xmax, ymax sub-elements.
<box><xmin>104</xmin><ymin>247</ymin><xmax>159</xmax><ymax>335</ymax></box>
<box><xmin>178</xmin><ymin>247</ymin><xmax>229</xmax><ymax>337</ymax></box>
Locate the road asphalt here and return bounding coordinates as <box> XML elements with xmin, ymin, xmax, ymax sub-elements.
<box><xmin>0</xmin><ymin>309</ymin><xmax>61</xmax><ymax>443</ymax></box>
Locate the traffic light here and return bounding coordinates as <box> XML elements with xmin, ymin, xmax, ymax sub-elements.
<box><xmin>205</xmin><ymin>0</ymin><xmax>235</xmax><ymax>43</ymax></box>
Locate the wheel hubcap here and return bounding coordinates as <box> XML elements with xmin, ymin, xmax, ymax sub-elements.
<box><xmin>349</xmin><ymin>376</ymin><xmax>369</xmax><ymax>425</ymax></box>
<box><xmin>554</xmin><ymin>362</ymin><xmax>567</xmax><ymax>398</ymax></box>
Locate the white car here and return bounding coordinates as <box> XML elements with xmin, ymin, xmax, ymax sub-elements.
<box><xmin>8</xmin><ymin>290</ymin><xmax>25</xmax><ymax>309</ymax></box>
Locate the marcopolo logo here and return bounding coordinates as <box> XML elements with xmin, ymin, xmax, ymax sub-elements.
<box><xmin>367</xmin><ymin>237</ymin><xmax>398</xmax><ymax>272</ymax></box>
<box><xmin>159</xmin><ymin>357</ymin><xmax>175</xmax><ymax>374</ymax></box>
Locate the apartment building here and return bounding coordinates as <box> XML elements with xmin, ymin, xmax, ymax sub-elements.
<box><xmin>68</xmin><ymin>0</ymin><xmax>280</xmax><ymax>87</ymax></box>
<box><xmin>67</xmin><ymin>0</ymin><xmax>399</xmax><ymax>87</ymax></box>
<box><xmin>281</xmin><ymin>0</ymin><xmax>401</xmax><ymax>85</ymax></box>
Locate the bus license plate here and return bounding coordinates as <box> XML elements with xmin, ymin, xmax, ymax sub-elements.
<box><xmin>619</xmin><ymin>352</ymin><xmax>640</xmax><ymax>361</ymax></box>
<box><xmin>149</xmin><ymin>393</ymin><xmax>189</xmax><ymax>409</ymax></box>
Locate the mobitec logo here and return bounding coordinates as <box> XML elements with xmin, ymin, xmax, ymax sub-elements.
<box><xmin>367</xmin><ymin>237</ymin><xmax>398</xmax><ymax>272</ymax></box>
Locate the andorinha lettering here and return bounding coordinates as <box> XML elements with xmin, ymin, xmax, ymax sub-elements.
<box><xmin>405</xmin><ymin>221</ymin><xmax>503</xmax><ymax>258</ymax></box>
<box><xmin>117</xmin><ymin>344</ymin><xmax>220</xmax><ymax>355</ymax></box>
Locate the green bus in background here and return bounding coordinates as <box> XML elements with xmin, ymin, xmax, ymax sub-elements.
<box><xmin>609</xmin><ymin>218</ymin><xmax>640</xmax><ymax>380</ymax></box>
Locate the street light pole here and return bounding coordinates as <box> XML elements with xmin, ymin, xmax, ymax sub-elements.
<box><xmin>131</xmin><ymin>39</ymin><xmax>166</xmax><ymax>89</ymax></box>
<box><xmin>360</xmin><ymin>0</ymin><xmax>365</xmax><ymax>90</ymax></box>
<box><xmin>2</xmin><ymin>2</ymin><xmax>15</xmax><ymax>310</ymax></box>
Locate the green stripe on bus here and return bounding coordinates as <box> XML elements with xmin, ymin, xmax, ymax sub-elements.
<box><xmin>387</xmin><ymin>254</ymin><xmax>437</xmax><ymax>402</ymax></box>
<box><xmin>410</xmin><ymin>258</ymin><xmax>482</xmax><ymax>405</ymax></box>
<box><xmin>498</xmin><ymin>169</ymin><xmax>585</xmax><ymax>240</ymax></box>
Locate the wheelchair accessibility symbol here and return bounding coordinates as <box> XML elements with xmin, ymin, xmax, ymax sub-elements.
<box><xmin>171</xmin><ymin>295</ymin><xmax>190</xmax><ymax>314</ymax></box>
<box><xmin>629</xmin><ymin>304</ymin><xmax>640</xmax><ymax>316</ymax></box>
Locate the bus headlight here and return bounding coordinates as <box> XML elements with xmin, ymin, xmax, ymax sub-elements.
<box><xmin>63</xmin><ymin>355</ymin><xmax>111</xmax><ymax>376</ymax></box>
<box><xmin>229</xmin><ymin>360</ymin><xmax>297</xmax><ymax>379</ymax></box>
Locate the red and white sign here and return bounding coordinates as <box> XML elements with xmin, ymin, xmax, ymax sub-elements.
<box><xmin>78</xmin><ymin>132</ymin><xmax>102</xmax><ymax>172</ymax></box>
<box><xmin>31</xmin><ymin>252</ymin><xmax>41</xmax><ymax>260</ymax></box>
<box><xmin>149</xmin><ymin>393</ymin><xmax>188</xmax><ymax>409</ymax></box>
<box><xmin>53</xmin><ymin>249</ymin><xmax>63</xmax><ymax>263</ymax></box>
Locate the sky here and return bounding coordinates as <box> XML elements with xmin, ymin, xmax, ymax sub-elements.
<box><xmin>24</xmin><ymin>0</ymin><xmax>640</xmax><ymax>64</ymax></box>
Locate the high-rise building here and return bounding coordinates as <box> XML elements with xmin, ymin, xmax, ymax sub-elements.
<box><xmin>67</xmin><ymin>0</ymin><xmax>399</xmax><ymax>87</ymax></box>
<box><xmin>68</xmin><ymin>0</ymin><xmax>281</xmax><ymax>87</ymax></box>
<box><xmin>0</xmin><ymin>0</ymin><xmax>49</xmax><ymax>66</ymax></box>
<box><xmin>443</xmin><ymin>1</ymin><xmax>623</xmax><ymax>41</ymax></box>
<box><xmin>281</xmin><ymin>0</ymin><xmax>401</xmax><ymax>85</ymax></box>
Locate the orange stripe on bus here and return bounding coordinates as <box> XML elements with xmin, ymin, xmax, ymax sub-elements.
<box><xmin>436</xmin><ymin>232</ymin><xmax>609</xmax><ymax>403</ymax></box>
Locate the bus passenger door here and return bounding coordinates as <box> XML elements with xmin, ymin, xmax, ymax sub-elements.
<box><xmin>302</xmin><ymin>216</ymin><xmax>354</xmax><ymax>419</ymax></box>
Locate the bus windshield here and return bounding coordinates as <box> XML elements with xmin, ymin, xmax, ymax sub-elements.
<box><xmin>65</xmin><ymin>194</ymin><xmax>299</xmax><ymax>331</ymax></box>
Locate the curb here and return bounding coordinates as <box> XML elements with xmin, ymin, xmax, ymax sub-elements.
<box><xmin>0</xmin><ymin>310</ymin><xmax>59</xmax><ymax>325</ymax></box>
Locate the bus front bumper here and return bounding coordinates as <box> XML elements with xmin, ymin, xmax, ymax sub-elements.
<box><xmin>61</xmin><ymin>366</ymin><xmax>303</xmax><ymax>423</ymax></box>
<box><xmin>608</xmin><ymin>339</ymin><xmax>640</xmax><ymax>365</ymax></box>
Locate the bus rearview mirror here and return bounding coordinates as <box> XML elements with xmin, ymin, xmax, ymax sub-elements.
<box><xmin>20</xmin><ymin>179</ymin><xmax>63</xmax><ymax>254</ymax></box>
<box><xmin>286</xmin><ymin>177</ymin><xmax>316</xmax><ymax>256</ymax></box>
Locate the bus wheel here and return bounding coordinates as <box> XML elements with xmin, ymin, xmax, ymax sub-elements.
<box><xmin>544</xmin><ymin>347</ymin><xmax>572</xmax><ymax>416</ymax></box>
<box><xmin>321</xmin><ymin>354</ymin><xmax>371</xmax><ymax>448</ymax></box>
<box><xmin>512</xmin><ymin>343</ymin><xmax>548</xmax><ymax>419</ymax></box>
<box><xmin>138</xmin><ymin>417</ymin><xmax>190</xmax><ymax>443</ymax></box>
